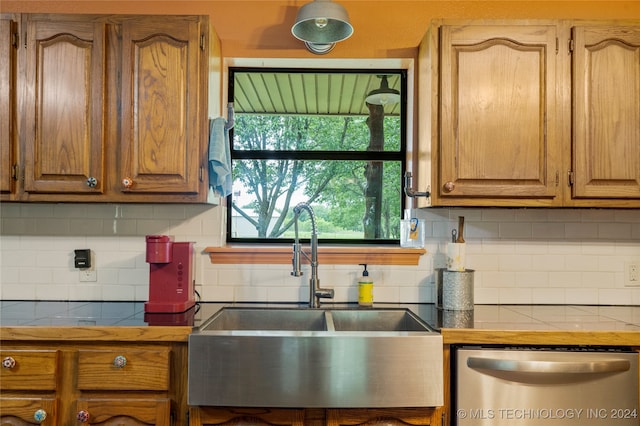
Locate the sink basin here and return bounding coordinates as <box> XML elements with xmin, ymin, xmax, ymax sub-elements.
<box><xmin>329</xmin><ymin>308</ymin><xmax>430</xmax><ymax>332</ymax></box>
<box><xmin>188</xmin><ymin>307</ymin><xmax>443</xmax><ymax>408</ymax></box>
<box><xmin>201</xmin><ymin>307</ymin><xmax>327</xmax><ymax>331</ymax></box>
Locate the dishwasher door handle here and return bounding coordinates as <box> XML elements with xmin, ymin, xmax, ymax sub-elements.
<box><xmin>467</xmin><ymin>357</ymin><xmax>631</xmax><ymax>374</ymax></box>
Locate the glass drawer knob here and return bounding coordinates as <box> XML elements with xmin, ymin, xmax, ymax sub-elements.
<box><xmin>77</xmin><ymin>410</ymin><xmax>90</xmax><ymax>422</ymax></box>
<box><xmin>86</xmin><ymin>177</ymin><xmax>98</xmax><ymax>188</ymax></box>
<box><xmin>113</xmin><ymin>355</ymin><xmax>127</xmax><ymax>368</ymax></box>
<box><xmin>34</xmin><ymin>409</ymin><xmax>47</xmax><ymax>423</ymax></box>
<box><xmin>122</xmin><ymin>177</ymin><xmax>133</xmax><ymax>188</ymax></box>
<box><xmin>2</xmin><ymin>356</ymin><xmax>16</xmax><ymax>369</ymax></box>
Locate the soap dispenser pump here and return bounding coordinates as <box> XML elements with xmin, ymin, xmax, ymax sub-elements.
<box><xmin>358</xmin><ymin>263</ymin><xmax>373</xmax><ymax>307</ymax></box>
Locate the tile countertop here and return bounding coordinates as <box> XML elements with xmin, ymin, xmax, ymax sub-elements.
<box><xmin>1</xmin><ymin>301</ymin><xmax>639</xmax><ymax>345</ymax></box>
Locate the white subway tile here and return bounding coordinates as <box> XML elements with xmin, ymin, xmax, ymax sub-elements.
<box><xmin>498</xmin><ymin>254</ymin><xmax>533</xmax><ymax>271</ymax></box>
<box><xmin>565</xmin><ymin>288</ymin><xmax>599</xmax><ymax>304</ymax></box>
<box><xmin>565</xmin><ymin>222</ymin><xmax>598</xmax><ymax>239</ymax></box>
<box><xmin>531</xmin><ymin>288</ymin><xmax>565</xmax><ymax>304</ymax></box>
<box><xmin>531</xmin><ymin>222</ymin><xmax>565</xmax><ymax>239</ymax></box>
<box><xmin>598</xmin><ymin>223</ymin><xmax>633</xmax><ymax>239</ymax></box>
<box><xmin>549</xmin><ymin>271</ymin><xmax>583</xmax><ymax>287</ymax></box>
<box><xmin>598</xmin><ymin>288</ymin><xmax>635</xmax><ymax>305</ymax></box>
<box><xmin>499</xmin><ymin>222</ymin><xmax>532</xmax><ymax>239</ymax></box>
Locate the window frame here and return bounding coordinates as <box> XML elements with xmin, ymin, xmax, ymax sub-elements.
<box><xmin>223</xmin><ymin>59</ymin><xmax>416</xmax><ymax>246</ymax></box>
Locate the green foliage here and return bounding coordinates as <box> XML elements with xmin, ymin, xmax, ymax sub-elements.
<box><xmin>231</xmin><ymin>114</ymin><xmax>402</xmax><ymax>240</ymax></box>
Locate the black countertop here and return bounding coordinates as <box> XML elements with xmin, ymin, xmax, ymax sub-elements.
<box><xmin>2</xmin><ymin>301</ymin><xmax>639</xmax><ymax>332</ymax></box>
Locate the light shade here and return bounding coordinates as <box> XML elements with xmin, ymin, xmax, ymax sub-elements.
<box><xmin>365</xmin><ymin>75</ymin><xmax>400</xmax><ymax>105</ymax></box>
<box><xmin>291</xmin><ymin>0</ymin><xmax>354</xmax><ymax>54</ymax></box>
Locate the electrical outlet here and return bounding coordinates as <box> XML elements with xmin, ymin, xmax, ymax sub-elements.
<box><xmin>80</xmin><ymin>269</ymin><xmax>97</xmax><ymax>282</ymax></box>
<box><xmin>624</xmin><ymin>261</ymin><xmax>640</xmax><ymax>287</ymax></box>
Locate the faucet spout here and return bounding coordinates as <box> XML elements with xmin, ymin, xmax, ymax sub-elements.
<box><xmin>290</xmin><ymin>202</ymin><xmax>334</xmax><ymax>308</ymax></box>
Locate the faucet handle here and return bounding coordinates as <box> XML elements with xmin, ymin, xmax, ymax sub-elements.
<box><xmin>316</xmin><ymin>288</ymin><xmax>334</xmax><ymax>299</ymax></box>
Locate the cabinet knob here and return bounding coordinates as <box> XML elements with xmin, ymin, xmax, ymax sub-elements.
<box><xmin>77</xmin><ymin>410</ymin><xmax>90</xmax><ymax>423</ymax></box>
<box><xmin>86</xmin><ymin>177</ymin><xmax>98</xmax><ymax>188</ymax></box>
<box><xmin>443</xmin><ymin>181</ymin><xmax>455</xmax><ymax>193</ymax></box>
<box><xmin>34</xmin><ymin>409</ymin><xmax>47</xmax><ymax>423</ymax></box>
<box><xmin>113</xmin><ymin>355</ymin><xmax>127</xmax><ymax>368</ymax></box>
<box><xmin>122</xmin><ymin>177</ymin><xmax>134</xmax><ymax>189</ymax></box>
<box><xmin>2</xmin><ymin>356</ymin><xmax>16</xmax><ymax>369</ymax></box>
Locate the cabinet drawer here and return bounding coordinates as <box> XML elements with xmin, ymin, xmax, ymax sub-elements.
<box><xmin>0</xmin><ymin>350</ymin><xmax>59</xmax><ymax>390</ymax></box>
<box><xmin>77</xmin><ymin>349</ymin><xmax>170</xmax><ymax>391</ymax></box>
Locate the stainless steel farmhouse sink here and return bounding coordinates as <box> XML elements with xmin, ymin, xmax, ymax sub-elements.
<box><xmin>188</xmin><ymin>307</ymin><xmax>443</xmax><ymax>408</ymax></box>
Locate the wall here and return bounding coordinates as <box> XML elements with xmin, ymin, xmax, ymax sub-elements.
<box><xmin>1</xmin><ymin>203</ymin><xmax>638</xmax><ymax>305</ymax></box>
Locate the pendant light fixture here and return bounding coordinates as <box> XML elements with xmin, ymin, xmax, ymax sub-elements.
<box><xmin>365</xmin><ymin>75</ymin><xmax>400</xmax><ymax>105</ymax></box>
<box><xmin>291</xmin><ymin>0</ymin><xmax>354</xmax><ymax>54</ymax></box>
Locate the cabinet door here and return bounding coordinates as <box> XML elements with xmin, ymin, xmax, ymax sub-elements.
<box><xmin>438</xmin><ymin>25</ymin><xmax>560</xmax><ymax>204</ymax></box>
<box><xmin>327</xmin><ymin>408</ymin><xmax>440</xmax><ymax>425</ymax></box>
<box><xmin>189</xmin><ymin>407</ymin><xmax>306</xmax><ymax>426</ymax></box>
<box><xmin>1</xmin><ymin>15</ymin><xmax>17</xmax><ymax>196</ymax></box>
<box><xmin>0</xmin><ymin>397</ymin><xmax>57</xmax><ymax>426</ymax></box>
<box><xmin>22</xmin><ymin>15</ymin><xmax>106</xmax><ymax>195</ymax></box>
<box><xmin>119</xmin><ymin>16</ymin><xmax>205</xmax><ymax>195</ymax></box>
<box><xmin>572</xmin><ymin>26</ymin><xmax>640</xmax><ymax>199</ymax></box>
<box><xmin>75</xmin><ymin>398</ymin><xmax>170</xmax><ymax>426</ymax></box>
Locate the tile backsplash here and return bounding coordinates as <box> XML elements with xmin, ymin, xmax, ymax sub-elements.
<box><xmin>0</xmin><ymin>203</ymin><xmax>638</xmax><ymax>305</ymax></box>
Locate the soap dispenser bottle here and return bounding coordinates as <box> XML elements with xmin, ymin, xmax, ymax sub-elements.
<box><xmin>358</xmin><ymin>264</ymin><xmax>373</xmax><ymax>307</ymax></box>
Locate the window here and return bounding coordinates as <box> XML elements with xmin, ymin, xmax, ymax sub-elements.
<box><xmin>227</xmin><ymin>68</ymin><xmax>407</xmax><ymax>244</ymax></box>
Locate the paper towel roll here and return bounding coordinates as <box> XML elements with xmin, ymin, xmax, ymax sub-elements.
<box><xmin>447</xmin><ymin>242</ymin><xmax>466</xmax><ymax>271</ymax></box>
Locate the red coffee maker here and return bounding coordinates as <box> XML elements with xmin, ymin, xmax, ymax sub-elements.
<box><xmin>144</xmin><ymin>235</ymin><xmax>196</xmax><ymax>313</ymax></box>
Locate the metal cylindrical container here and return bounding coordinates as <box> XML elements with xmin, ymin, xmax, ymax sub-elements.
<box><xmin>443</xmin><ymin>309</ymin><xmax>474</xmax><ymax>328</ymax></box>
<box><xmin>442</xmin><ymin>269</ymin><xmax>474</xmax><ymax>311</ymax></box>
<box><xmin>434</xmin><ymin>268</ymin><xmax>445</xmax><ymax>309</ymax></box>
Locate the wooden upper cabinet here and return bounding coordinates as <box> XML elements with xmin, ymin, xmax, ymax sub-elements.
<box><xmin>437</xmin><ymin>24</ymin><xmax>561</xmax><ymax>205</ymax></box>
<box><xmin>23</xmin><ymin>15</ymin><xmax>106</xmax><ymax>195</ymax></box>
<box><xmin>119</xmin><ymin>16</ymin><xmax>205</xmax><ymax>195</ymax></box>
<box><xmin>0</xmin><ymin>15</ymin><xmax>17</xmax><ymax>196</ymax></box>
<box><xmin>572</xmin><ymin>25</ymin><xmax>640</xmax><ymax>201</ymax></box>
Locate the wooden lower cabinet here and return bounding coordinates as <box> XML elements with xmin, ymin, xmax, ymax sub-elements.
<box><xmin>0</xmin><ymin>343</ymin><xmax>183</xmax><ymax>426</ymax></box>
<box><xmin>189</xmin><ymin>407</ymin><xmax>443</xmax><ymax>426</ymax></box>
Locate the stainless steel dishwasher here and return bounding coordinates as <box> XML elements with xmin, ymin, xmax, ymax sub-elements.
<box><xmin>453</xmin><ymin>346</ymin><xmax>638</xmax><ymax>425</ymax></box>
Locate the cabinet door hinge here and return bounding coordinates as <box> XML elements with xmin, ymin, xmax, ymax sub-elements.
<box><xmin>199</xmin><ymin>166</ymin><xmax>204</xmax><ymax>182</ymax></box>
<box><xmin>568</xmin><ymin>170</ymin><xmax>575</xmax><ymax>186</ymax></box>
<box><xmin>555</xmin><ymin>171</ymin><xmax>559</xmax><ymax>187</ymax></box>
<box><xmin>555</xmin><ymin>37</ymin><xmax>559</xmax><ymax>54</ymax></box>
<box><xmin>568</xmin><ymin>38</ymin><xmax>575</xmax><ymax>53</ymax></box>
<box><xmin>11</xmin><ymin>164</ymin><xmax>18</xmax><ymax>180</ymax></box>
<box><xmin>200</xmin><ymin>34</ymin><xmax>205</xmax><ymax>51</ymax></box>
<box><xmin>11</xmin><ymin>31</ymin><xmax>18</xmax><ymax>48</ymax></box>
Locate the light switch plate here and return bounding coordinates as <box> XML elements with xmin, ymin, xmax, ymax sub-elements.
<box><xmin>624</xmin><ymin>260</ymin><xmax>640</xmax><ymax>287</ymax></box>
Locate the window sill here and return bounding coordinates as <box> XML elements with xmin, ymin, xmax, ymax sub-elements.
<box><xmin>204</xmin><ymin>245</ymin><xmax>426</xmax><ymax>266</ymax></box>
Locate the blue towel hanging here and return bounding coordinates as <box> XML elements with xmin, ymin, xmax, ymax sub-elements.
<box><xmin>208</xmin><ymin>116</ymin><xmax>232</xmax><ymax>197</ymax></box>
